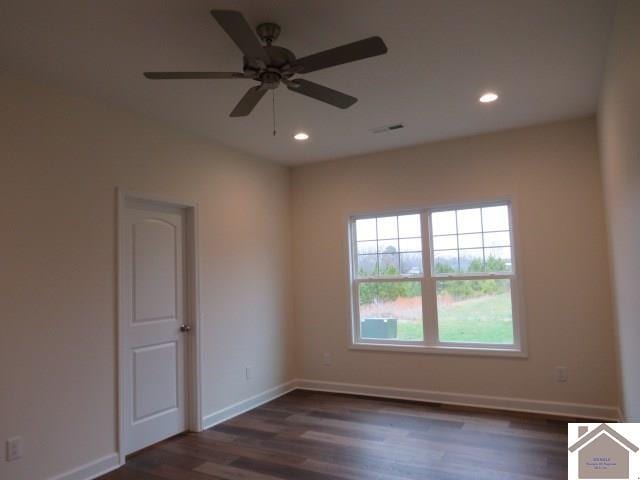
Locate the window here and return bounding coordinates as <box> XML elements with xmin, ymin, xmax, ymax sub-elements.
<box><xmin>349</xmin><ymin>202</ymin><xmax>522</xmax><ymax>355</ymax></box>
<box><xmin>353</xmin><ymin>214</ymin><xmax>424</xmax><ymax>342</ymax></box>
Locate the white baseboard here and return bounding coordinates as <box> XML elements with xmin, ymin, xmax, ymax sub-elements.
<box><xmin>48</xmin><ymin>453</ymin><xmax>120</xmax><ymax>480</ymax></box>
<box><xmin>45</xmin><ymin>378</ymin><xmax>618</xmax><ymax>480</ymax></box>
<box><xmin>47</xmin><ymin>381</ymin><xmax>295</xmax><ymax>480</ymax></box>
<box><xmin>202</xmin><ymin>379</ymin><xmax>297</xmax><ymax>430</ymax></box>
<box><xmin>296</xmin><ymin>379</ymin><xmax>620</xmax><ymax>421</ymax></box>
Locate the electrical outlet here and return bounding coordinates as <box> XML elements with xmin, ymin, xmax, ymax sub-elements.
<box><xmin>6</xmin><ymin>436</ymin><xmax>22</xmax><ymax>462</ymax></box>
<box><xmin>245</xmin><ymin>366</ymin><xmax>253</xmax><ymax>381</ymax></box>
<box><xmin>322</xmin><ymin>352</ymin><xmax>332</xmax><ymax>366</ymax></box>
<box><xmin>555</xmin><ymin>366</ymin><xmax>568</xmax><ymax>383</ymax></box>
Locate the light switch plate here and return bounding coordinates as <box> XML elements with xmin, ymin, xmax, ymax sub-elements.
<box><xmin>555</xmin><ymin>366</ymin><xmax>568</xmax><ymax>383</ymax></box>
<box><xmin>6</xmin><ymin>436</ymin><xmax>22</xmax><ymax>462</ymax></box>
<box><xmin>322</xmin><ymin>352</ymin><xmax>332</xmax><ymax>366</ymax></box>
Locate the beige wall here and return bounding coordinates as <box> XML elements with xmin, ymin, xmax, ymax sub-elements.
<box><xmin>291</xmin><ymin>117</ymin><xmax>618</xmax><ymax>409</ymax></box>
<box><xmin>0</xmin><ymin>75</ymin><xmax>294</xmax><ymax>480</ymax></box>
<box><xmin>599</xmin><ymin>0</ymin><xmax>640</xmax><ymax>421</ymax></box>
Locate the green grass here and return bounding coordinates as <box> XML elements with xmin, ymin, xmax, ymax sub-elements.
<box><xmin>397</xmin><ymin>321</ymin><xmax>424</xmax><ymax>341</ymax></box>
<box><xmin>437</xmin><ymin>292</ymin><xmax>513</xmax><ymax>343</ymax></box>
<box><xmin>397</xmin><ymin>292</ymin><xmax>513</xmax><ymax>343</ymax></box>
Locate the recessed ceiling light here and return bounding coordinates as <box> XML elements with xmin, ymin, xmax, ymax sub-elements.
<box><xmin>294</xmin><ymin>132</ymin><xmax>309</xmax><ymax>141</ymax></box>
<box><xmin>479</xmin><ymin>92</ymin><xmax>499</xmax><ymax>103</ymax></box>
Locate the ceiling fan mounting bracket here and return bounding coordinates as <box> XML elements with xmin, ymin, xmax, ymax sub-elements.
<box><xmin>256</xmin><ymin>22</ymin><xmax>281</xmax><ymax>44</ymax></box>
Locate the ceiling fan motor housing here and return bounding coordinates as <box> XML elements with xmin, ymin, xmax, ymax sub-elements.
<box><xmin>244</xmin><ymin>45</ymin><xmax>296</xmax><ymax>70</ymax></box>
<box><xmin>243</xmin><ymin>43</ymin><xmax>297</xmax><ymax>88</ymax></box>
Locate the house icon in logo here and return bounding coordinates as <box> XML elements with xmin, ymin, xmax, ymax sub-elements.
<box><xmin>569</xmin><ymin>424</ymin><xmax>639</xmax><ymax>479</ymax></box>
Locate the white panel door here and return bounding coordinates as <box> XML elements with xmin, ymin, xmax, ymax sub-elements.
<box><xmin>122</xmin><ymin>200</ymin><xmax>187</xmax><ymax>455</ymax></box>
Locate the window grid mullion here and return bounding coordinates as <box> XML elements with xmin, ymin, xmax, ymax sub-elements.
<box><xmin>374</xmin><ymin>218</ymin><xmax>379</xmax><ymax>275</ymax></box>
<box><xmin>479</xmin><ymin>207</ymin><xmax>486</xmax><ymax>269</ymax></box>
<box><xmin>396</xmin><ymin>216</ymin><xmax>400</xmax><ymax>273</ymax></box>
<box><xmin>421</xmin><ymin>211</ymin><xmax>437</xmax><ymax>346</ymax></box>
<box><xmin>355</xmin><ymin>276</ymin><xmax>424</xmax><ymax>283</ymax></box>
<box><xmin>351</xmin><ymin>221</ymin><xmax>361</xmax><ymax>343</ymax></box>
<box><xmin>454</xmin><ymin>209</ymin><xmax>460</xmax><ymax>272</ymax></box>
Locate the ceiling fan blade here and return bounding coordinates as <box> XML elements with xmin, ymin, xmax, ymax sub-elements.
<box><xmin>144</xmin><ymin>72</ymin><xmax>249</xmax><ymax>79</ymax></box>
<box><xmin>294</xmin><ymin>36</ymin><xmax>387</xmax><ymax>74</ymax></box>
<box><xmin>230</xmin><ymin>86</ymin><xmax>267</xmax><ymax>117</ymax></box>
<box><xmin>287</xmin><ymin>79</ymin><xmax>357</xmax><ymax>109</ymax></box>
<box><xmin>211</xmin><ymin>10</ymin><xmax>269</xmax><ymax>63</ymax></box>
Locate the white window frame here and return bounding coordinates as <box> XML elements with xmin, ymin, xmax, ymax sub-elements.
<box><xmin>348</xmin><ymin>200</ymin><xmax>526</xmax><ymax>357</ymax></box>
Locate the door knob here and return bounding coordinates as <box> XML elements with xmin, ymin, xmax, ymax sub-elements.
<box><xmin>180</xmin><ymin>324</ymin><xmax>191</xmax><ymax>333</ymax></box>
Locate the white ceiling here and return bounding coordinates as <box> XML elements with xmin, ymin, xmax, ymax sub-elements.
<box><xmin>1</xmin><ymin>0</ymin><xmax>614</xmax><ymax>165</ymax></box>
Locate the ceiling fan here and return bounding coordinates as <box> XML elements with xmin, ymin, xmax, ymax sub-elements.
<box><xmin>144</xmin><ymin>10</ymin><xmax>388</xmax><ymax>117</ymax></box>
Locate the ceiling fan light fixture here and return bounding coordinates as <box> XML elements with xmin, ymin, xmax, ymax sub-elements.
<box><xmin>294</xmin><ymin>132</ymin><xmax>309</xmax><ymax>141</ymax></box>
<box><xmin>479</xmin><ymin>92</ymin><xmax>499</xmax><ymax>103</ymax></box>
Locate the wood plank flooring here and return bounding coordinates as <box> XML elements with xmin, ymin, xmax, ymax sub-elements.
<box><xmin>99</xmin><ymin>390</ymin><xmax>571</xmax><ymax>480</ymax></box>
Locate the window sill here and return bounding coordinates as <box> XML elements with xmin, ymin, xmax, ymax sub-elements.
<box><xmin>349</xmin><ymin>342</ymin><xmax>527</xmax><ymax>358</ymax></box>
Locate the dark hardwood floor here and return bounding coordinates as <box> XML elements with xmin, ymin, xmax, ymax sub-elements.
<box><xmin>99</xmin><ymin>390</ymin><xmax>571</xmax><ymax>480</ymax></box>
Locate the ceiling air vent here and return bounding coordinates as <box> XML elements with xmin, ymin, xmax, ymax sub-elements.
<box><xmin>370</xmin><ymin>123</ymin><xmax>405</xmax><ymax>134</ymax></box>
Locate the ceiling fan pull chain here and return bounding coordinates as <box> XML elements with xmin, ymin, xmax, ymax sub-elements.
<box><xmin>272</xmin><ymin>90</ymin><xmax>277</xmax><ymax>136</ymax></box>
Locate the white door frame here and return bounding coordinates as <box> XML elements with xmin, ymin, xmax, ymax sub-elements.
<box><xmin>116</xmin><ymin>188</ymin><xmax>203</xmax><ymax>465</ymax></box>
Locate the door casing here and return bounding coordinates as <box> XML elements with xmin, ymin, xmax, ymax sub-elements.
<box><xmin>116</xmin><ymin>189</ymin><xmax>202</xmax><ymax>465</ymax></box>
